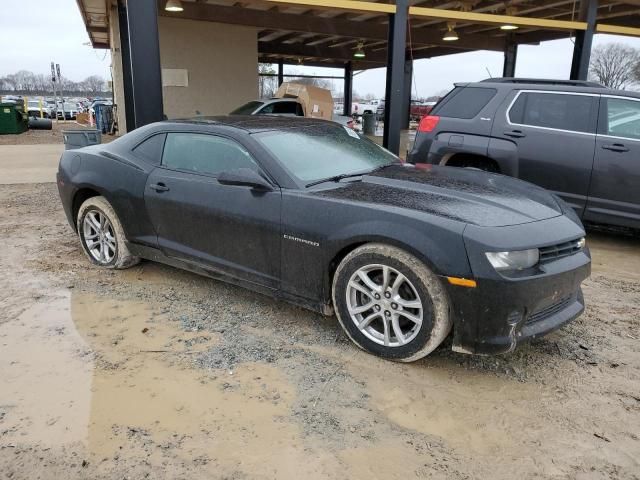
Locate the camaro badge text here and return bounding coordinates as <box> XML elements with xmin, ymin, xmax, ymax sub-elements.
<box><xmin>283</xmin><ymin>234</ymin><xmax>319</xmax><ymax>247</ymax></box>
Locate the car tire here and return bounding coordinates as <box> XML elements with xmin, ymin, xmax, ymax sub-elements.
<box><xmin>332</xmin><ymin>243</ymin><xmax>452</xmax><ymax>362</ymax></box>
<box><xmin>76</xmin><ymin>196</ymin><xmax>139</xmax><ymax>269</ymax></box>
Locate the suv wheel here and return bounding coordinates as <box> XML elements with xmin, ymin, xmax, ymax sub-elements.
<box><xmin>332</xmin><ymin>244</ymin><xmax>452</xmax><ymax>362</ymax></box>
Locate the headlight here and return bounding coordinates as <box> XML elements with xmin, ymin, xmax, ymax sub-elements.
<box><xmin>485</xmin><ymin>249</ymin><xmax>539</xmax><ymax>271</ymax></box>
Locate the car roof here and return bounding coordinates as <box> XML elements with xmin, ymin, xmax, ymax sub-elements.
<box><xmin>167</xmin><ymin>115</ymin><xmax>335</xmax><ymax>132</ymax></box>
<box><xmin>461</xmin><ymin>78</ymin><xmax>640</xmax><ymax>99</ymax></box>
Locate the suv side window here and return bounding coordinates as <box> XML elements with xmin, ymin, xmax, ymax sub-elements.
<box><xmin>162</xmin><ymin>133</ymin><xmax>258</xmax><ymax>176</ymax></box>
<box><xmin>602</xmin><ymin>97</ymin><xmax>640</xmax><ymax>140</ymax></box>
<box><xmin>132</xmin><ymin>133</ymin><xmax>166</xmax><ymax>165</ymax></box>
<box><xmin>434</xmin><ymin>87</ymin><xmax>497</xmax><ymax>119</ymax></box>
<box><xmin>509</xmin><ymin>92</ymin><xmax>596</xmax><ymax>134</ymax></box>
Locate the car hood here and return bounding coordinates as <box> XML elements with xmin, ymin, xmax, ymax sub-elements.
<box><xmin>314</xmin><ymin>164</ymin><xmax>562</xmax><ymax>227</ymax></box>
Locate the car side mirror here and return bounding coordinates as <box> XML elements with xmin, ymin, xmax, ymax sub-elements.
<box><xmin>217</xmin><ymin>168</ymin><xmax>273</xmax><ymax>191</ymax></box>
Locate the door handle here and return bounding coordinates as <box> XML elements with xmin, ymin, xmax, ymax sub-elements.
<box><xmin>149</xmin><ymin>182</ymin><xmax>170</xmax><ymax>192</ymax></box>
<box><xmin>602</xmin><ymin>143</ymin><xmax>629</xmax><ymax>153</ymax></box>
<box><xmin>504</xmin><ymin>129</ymin><xmax>526</xmax><ymax>138</ymax></box>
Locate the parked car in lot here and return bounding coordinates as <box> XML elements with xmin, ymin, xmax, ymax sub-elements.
<box><xmin>231</xmin><ymin>98</ymin><xmax>305</xmax><ymax>116</ymax></box>
<box><xmin>231</xmin><ymin>98</ymin><xmax>354</xmax><ymax>128</ymax></box>
<box><xmin>55</xmin><ymin>102</ymin><xmax>79</xmax><ymax>120</ymax></box>
<box><xmin>57</xmin><ymin>116</ymin><xmax>590</xmax><ymax>361</ymax></box>
<box><xmin>410</xmin><ymin>101</ymin><xmax>437</xmax><ymax>121</ymax></box>
<box><xmin>352</xmin><ymin>99</ymin><xmax>381</xmax><ymax>116</ymax></box>
<box><xmin>408</xmin><ymin>78</ymin><xmax>640</xmax><ymax>230</ymax></box>
<box><xmin>27</xmin><ymin>100</ymin><xmax>52</xmax><ymax>118</ymax></box>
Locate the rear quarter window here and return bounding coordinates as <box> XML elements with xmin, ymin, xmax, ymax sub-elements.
<box><xmin>434</xmin><ymin>87</ymin><xmax>497</xmax><ymax>119</ymax></box>
<box><xmin>132</xmin><ymin>133</ymin><xmax>166</xmax><ymax>165</ymax></box>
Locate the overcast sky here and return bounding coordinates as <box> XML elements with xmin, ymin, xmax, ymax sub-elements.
<box><xmin>2</xmin><ymin>0</ymin><xmax>640</xmax><ymax>98</ymax></box>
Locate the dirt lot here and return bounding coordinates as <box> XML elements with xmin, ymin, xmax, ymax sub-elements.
<box><xmin>0</xmin><ymin>120</ymin><xmax>115</xmax><ymax>146</ymax></box>
<box><xmin>0</xmin><ymin>182</ymin><xmax>638</xmax><ymax>480</ymax></box>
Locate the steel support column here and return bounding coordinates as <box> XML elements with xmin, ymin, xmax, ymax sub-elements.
<box><xmin>343</xmin><ymin>61</ymin><xmax>353</xmax><ymax>116</ymax></box>
<box><xmin>502</xmin><ymin>34</ymin><xmax>518</xmax><ymax>77</ymax></box>
<box><xmin>277</xmin><ymin>59</ymin><xmax>284</xmax><ymax>86</ymax></box>
<box><xmin>117</xmin><ymin>0</ymin><xmax>134</xmax><ymax>132</ymax></box>
<box><xmin>401</xmin><ymin>58</ymin><xmax>412</xmax><ymax>130</ymax></box>
<box><xmin>383</xmin><ymin>0</ymin><xmax>409</xmax><ymax>154</ymax></box>
<box><xmin>570</xmin><ymin>0</ymin><xmax>598</xmax><ymax>80</ymax></box>
<box><xmin>124</xmin><ymin>0</ymin><xmax>164</xmax><ymax>129</ymax></box>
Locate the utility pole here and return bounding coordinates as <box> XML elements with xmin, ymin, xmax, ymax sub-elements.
<box><xmin>51</xmin><ymin>62</ymin><xmax>58</xmax><ymax>123</ymax></box>
<box><xmin>56</xmin><ymin>64</ymin><xmax>66</xmax><ymax>121</ymax></box>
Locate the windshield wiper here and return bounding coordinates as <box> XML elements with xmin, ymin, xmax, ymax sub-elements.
<box><xmin>305</xmin><ymin>164</ymin><xmax>395</xmax><ymax>188</ymax></box>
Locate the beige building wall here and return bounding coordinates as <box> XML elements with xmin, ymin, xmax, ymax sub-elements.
<box><xmin>108</xmin><ymin>15</ymin><xmax>257</xmax><ymax>133</ymax></box>
<box><xmin>108</xmin><ymin>6</ymin><xmax>127</xmax><ymax>134</ymax></box>
<box><xmin>158</xmin><ymin>17</ymin><xmax>258</xmax><ymax>119</ymax></box>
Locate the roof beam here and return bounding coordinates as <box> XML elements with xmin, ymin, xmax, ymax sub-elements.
<box><xmin>258</xmin><ymin>38</ymin><xmax>491</xmax><ymax>66</ymax></box>
<box><xmin>259</xmin><ymin>41</ymin><xmax>389</xmax><ymax>64</ymax></box>
<box><xmin>409</xmin><ymin>6</ymin><xmax>588</xmax><ymax>31</ymax></box>
<box><xmin>263</xmin><ymin>0</ymin><xmax>395</xmax><ymax>14</ymax></box>
<box><xmin>597</xmin><ymin>23</ymin><xmax>640</xmax><ymax>36</ymax></box>
<box><xmin>158</xmin><ymin>2</ymin><xmax>506</xmax><ymax>51</ymax></box>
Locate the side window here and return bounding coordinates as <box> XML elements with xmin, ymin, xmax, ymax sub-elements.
<box><xmin>162</xmin><ymin>133</ymin><xmax>258</xmax><ymax>176</ymax></box>
<box><xmin>509</xmin><ymin>92</ymin><xmax>596</xmax><ymax>134</ymax></box>
<box><xmin>132</xmin><ymin>133</ymin><xmax>166</xmax><ymax>165</ymax></box>
<box><xmin>603</xmin><ymin>97</ymin><xmax>640</xmax><ymax>140</ymax></box>
<box><xmin>271</xmin><ymin>101</ymin><xmax>299</xmax><ymax>115</ymax></box>
<box><xmin>434</xmin><ymin>87</ymin><xmax>496</xmax><ymax>119</ymax></box>
<box><xmin>295</xmin><ymin>103</ymin><xmax>304</xmax><ymax>116</ymax></box>
<box><xmin>258</xmin><ymin>103</ymin><xmax>274</xmax><ymax>114</ymax></box>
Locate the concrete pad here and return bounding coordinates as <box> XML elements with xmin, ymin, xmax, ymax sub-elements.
<box><xmin>0</xmin><ymin>144</ymin><xmax>64</xmax><ymax>184</ymax></box>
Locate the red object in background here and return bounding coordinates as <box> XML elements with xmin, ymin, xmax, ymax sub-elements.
<box><xmin>417</xmin><ymin>115</ymin><xmax>440</xmax><ymax>132</ymax></box>
<box><xmin>410</xmin><ymin>103</ymin><xmax>435</xmax><ymax>120</ymax></box>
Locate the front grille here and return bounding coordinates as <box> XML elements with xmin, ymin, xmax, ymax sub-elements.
<box><xmin>539</xmin><ymin>238</ymin><xmax>584</xmax><ymax>262</ymax></box>
<box><xmin>526</xmin><ymin>296</ymin><xmax>572</xmax><ymax>325</ymax></box>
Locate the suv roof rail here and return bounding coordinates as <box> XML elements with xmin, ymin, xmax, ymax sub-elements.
<box><xmin>479</xmin><ymin>77</ymin><xmax>605</xmax><ymax>88</ymax></box>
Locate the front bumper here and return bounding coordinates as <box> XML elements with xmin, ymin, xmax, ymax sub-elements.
<box><xmin>446</xmin><ymin>257</ymin><xmax>589</xmax><ymax>355</ymax></box>
<box><xmin>447</xmin><ymin>215</ymin><xmax>591</xmax><ymax>355</ymax></box>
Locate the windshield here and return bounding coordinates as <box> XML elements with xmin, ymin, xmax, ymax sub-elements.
<box><xmin>253</xmin><ymin>123</ymin><xmax>399</xmax><ymax>185</ymax></box>
<box><xmin>230</xmin><ymin>101</ymin><xmax>264</xmax><ymax>115</ymax></box>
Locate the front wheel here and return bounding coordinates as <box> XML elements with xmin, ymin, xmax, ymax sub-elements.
<box><xmin>76</xmin><ymin>196</ymin><xmax>139</xmax><ymax>269</ymax></box>
<box><xmin>332</xmin><ymin>244</ymin><xmax>452</xmax><ymax>362</ymax></box>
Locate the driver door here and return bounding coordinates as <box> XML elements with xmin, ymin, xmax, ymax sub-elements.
<box><xmin>144</xmin><ymin>132</ymin><xmax>281</xmax><ymax>289</ymax></box>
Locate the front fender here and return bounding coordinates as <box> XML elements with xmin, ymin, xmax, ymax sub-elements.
<box><xmin>321</xmin><ymin>218</ymin><xmax>472</xmax><ymax>304</ymax></box>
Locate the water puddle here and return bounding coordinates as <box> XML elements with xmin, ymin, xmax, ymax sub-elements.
<box><xmin>0</xmin><ymin>291</ymin><xmax>336</xmax><ymax>478</ymax></box>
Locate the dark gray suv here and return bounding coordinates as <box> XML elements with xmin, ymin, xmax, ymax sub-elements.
<box><xmin>408</xmin><ymin>78</ymin><xmax>640</xmax><ymax>230</ymax></box>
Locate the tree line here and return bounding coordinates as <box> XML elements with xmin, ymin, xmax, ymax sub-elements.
<box><xmin>0</xmin><ymin>70</ymin><xmax>109</xmax><ymax>95</ymax></box>
<box><xmin>589</xmin><ymin>43</ymin><xmax>640</xmax><ymax>90</ymax></box>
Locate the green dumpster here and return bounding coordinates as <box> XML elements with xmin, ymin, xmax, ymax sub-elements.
<box><xmin>0</xmin><ymin>102</ymin><xmax>28</xmax><ymax>134</ymax></box>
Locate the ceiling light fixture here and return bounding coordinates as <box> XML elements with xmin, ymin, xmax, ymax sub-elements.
<box><xmin>501</xmin><ymin>6</ymin><xmax>519</xmax><ymax>30</ymax></box>
<box><xmin>354</xmin><ymin>41</ymin><xmax>365</xmax><ymax>59</ymax></box>
<box><xmin>165</xmin><ymin>0</ymin><xmax>184</xmax><ymax>12</ymax></box>
<box><xmin>443</xmin><ymin>23</ymin><xmax>459</xmax><ymax>41</ymax></box>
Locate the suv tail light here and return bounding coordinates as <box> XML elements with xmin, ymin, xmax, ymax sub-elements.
<box><xmin>418</xmin><ymin>115</ymin><xmax>440</xmax><ymax>132</ymax></box>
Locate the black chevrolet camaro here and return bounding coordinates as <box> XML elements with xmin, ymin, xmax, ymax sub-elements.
<box><xmin>57</xmin><ymin>116</ymin><xmax>591</xmax><ymax>361</ymax></box>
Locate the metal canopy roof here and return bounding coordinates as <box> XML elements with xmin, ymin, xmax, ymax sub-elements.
<box><xmin>80</xmin><ymin>0</ymin><xmax>640</xmax><ymax>69</ymax></box>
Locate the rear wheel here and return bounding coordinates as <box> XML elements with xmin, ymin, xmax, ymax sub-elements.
<box><xmin>332</xmin><ymin>244</ymin><xmax>451</xmax><ymax>362</ymax></box>
<box><xmin>76</xmin><ymin>196</ymin><xmax>139</xmax><ymax>269</ymax></box>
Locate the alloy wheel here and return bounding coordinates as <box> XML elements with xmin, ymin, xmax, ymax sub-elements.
<box><xmin>82</xmin><ymin>209</ymin><xmax>116</xmax><ymax>264</ymax></box>
<box><xmin>346</xmin><ymin>264</ymin><xmax>423</xmax><ymax>347</ymax></box>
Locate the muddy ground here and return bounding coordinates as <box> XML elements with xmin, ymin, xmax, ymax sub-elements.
<box><xmin>0</xmin><ymin>183</ymin><xmax>638</xmax><ymax>480</ymax></box>
<box><xmin>0</xmin><ymin>121</ymin><xmax>115</xmax><ymax>146</ymax></box>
